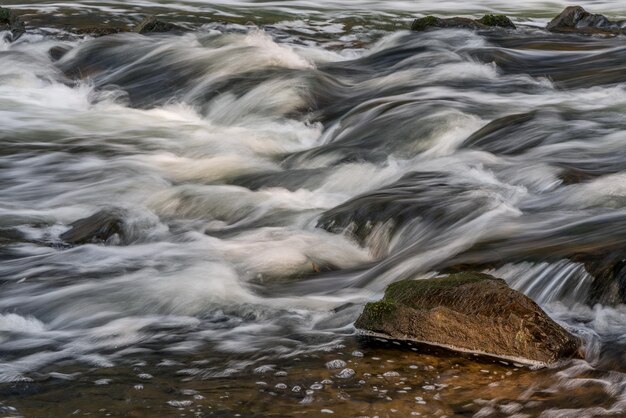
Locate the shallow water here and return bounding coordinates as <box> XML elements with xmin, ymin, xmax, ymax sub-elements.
<box><xmin>1</xmin><ymin>0</ymin><xmax>626</xmax><ymax>416</ymax></box>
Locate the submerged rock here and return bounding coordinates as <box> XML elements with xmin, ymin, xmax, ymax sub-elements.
<box><xmin>134</xmin><ymin>16</ymin><xmax>182</xmax><ymax>34</ymax></box>
<box><xmin>411</xmin><ymin>14</ymin><xmax>515</xmax><ymax>32</ymax></box>
<box><xmin>48</xmin><ymin>45</ymin><xmax>72</xmax><ymax>61</ymax></box>
<box><xmin>575</xmin><ymin>253</ymin><xmax>626</xmax><ymax>305</ymax></box>
<box><xmin>0</xmin><ymin>7</ymin><xmax>25</xmax><ymax>40</ymax></box>
<box><xmin>547</xmin><ymin>6</ymin><xmax>626</xmax><ymax>35</ymax></box>
<box><xmin>60</xmin><ymin>209</ymin><xmax>125</xmax><ymax>245</ymax></box>
<box><xmin>74</xmin><ymin>26</ymin><xmax>129</xmax><ymax>37</ymax></box>
<box><xmin>355</xmin><ymin>272</ymin><xmax>581</xmax><ymax>366</ymax></box>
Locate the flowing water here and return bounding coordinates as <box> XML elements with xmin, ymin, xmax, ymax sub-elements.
<box><xmin>1</xmin><ymin>1</ymin><xmax>626</xmax><ymax>416</ymax></box>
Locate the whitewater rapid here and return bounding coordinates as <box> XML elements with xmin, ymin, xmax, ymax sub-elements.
<box><xmin>1</xmin><ymin>2</ymin><xmax>626</xmax><ymax>415</ymax></box>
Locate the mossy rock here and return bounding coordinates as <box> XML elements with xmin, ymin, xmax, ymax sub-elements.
<box><xmin>134</xmin><ymin>16</ymin><xmax>182</xmax><ymax>34</ymax></box>
<box><xmin>0</xmin><ymin>6</ymin><xmax>25</xmax><ymax>40</ymax></box>
<box><xmin>411</xmin><ymin>16</ymin><xmax>440</xmax><ymax>31</ymax></box>
<box><xmin>411</xmin><ymin>14</ymin><xmax>515</xmax><ymax>32</ymax></box>
<box><xmin>360</xmin><ymin>299</ymin><xmax>398</xmax><ymax>323</ymax></box>
<box><xmin>0</xmin><ymin>7</ymin><xmax>11</xmax><ymax>24</ymax></box>
<box><xmin>355</xmin><ymin>272</ymin><xmax>582</xmax><ymax>366</ymax></box>
<box><xmin>479</xmin><ymin>14</ymin><xmax>516</xmax><ymax>28</ymax></box>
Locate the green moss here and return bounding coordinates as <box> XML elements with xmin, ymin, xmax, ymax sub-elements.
<box><xmin>383</xmin><ymin>272</ymin><xmax>500</xmax><ymax>307</ymax></box>
<box><xmin>411</xmin><ymin>15</ymin><xmax>439</xmax><ymax>31</ymax></box>
<box><xmin>0</xmin><ymin>7</ymin><xmax>11</xmax><ymax>24</ymax></box>
<box><xmin>479</xmin><ymin>14</ymin><xmax>516</xmax><ymax>28</ymax></box>
<box><xmin>362</xmin><ymin>299</ymin><xmax>397</xmax><ymax>322</ymax></box>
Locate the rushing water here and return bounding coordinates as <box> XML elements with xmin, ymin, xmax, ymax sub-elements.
<box><xmin>1</xmin><ymin>1</ymin><xmax>626</xmax><ymax>416</ymax></box>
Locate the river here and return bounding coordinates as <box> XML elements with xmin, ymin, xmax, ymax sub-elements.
<box><xmin>1</xmin><ymin>1</ymin><xmax>626</xmax><ymax>416</ymax></box>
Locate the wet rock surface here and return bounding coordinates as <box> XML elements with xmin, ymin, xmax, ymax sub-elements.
<box><xmin>134</xmin><ymin>16</ymin><xmax>182</xmax><ymax>34</ymax></box>
<box><xmin>547</xmin><ymin>6</ymin><xmax>626</xmax><ymax>35</ymax></box>
<box><xmin>355</xmin><ymin>273</ymin><xmax>582</xmax><ymax>366</ymax></box>
<box><xmin>60</xmin><ymin>209</ymin><xmax>125</xmax><ymax>245</ymax></box>
<box><xmin>576</xmin><ymin>253</ymin><xmax>626</xmax><ymax>305</ymax></box>
<box><xmin>0</xmin><ymin>7</ymin><xmax>25</xmax><ymax>40</ymax></box>
<box><xmin>411</xmin><ymin>14</ymin><xmax>515</xmax><ymax>31</ymax></box>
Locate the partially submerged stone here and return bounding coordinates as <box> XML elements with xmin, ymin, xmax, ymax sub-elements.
<box><xmin>547</xmin><ymin>6</ymin><xmax>626</xmax><ymax>35</ymax></box>
<box><xmin>73</xmin><ymin>26</ymin><xmax>129</xmax><ymax>37</ymax></box>
<box><xmin>478</xmin><ymin>14</ymin><xmax>516</xmax><ymax>28</ymax></box>
<box><xmin>60</xmin><ymin>209</ymin><xmax>125</xmax><ymax>245</ymax></box>
<box><xmin>411</xmin><ymin>14</ymin><xmax>515</xmax><ymax>32</ymax></box>
<box><xmin>134</xmin><ymin>16</ymin><xmax>182</xmax><ymax>34</ymax></box>
<box><xmin>0</xmin><ymin>6</ymin><xmax>25</xmax><ymax>40</ymax></box>
<box><xmin>355</xmin><ymin>272</ymin><xmax>582</xmax><ymax>366</ymax></box>
<box><xmin>574</xmin><ymin>252</ymin><xmax>626</xmax><ymax>305</ymax></box>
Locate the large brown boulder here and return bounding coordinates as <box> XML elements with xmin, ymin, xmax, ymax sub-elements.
<box><xmin>547</xmin><ymin>6</ymin><xmax>626</xmax><ymax>35</ymax></box>
<box><xmin>355</xmin><ymin>272</ymin><xmax>582</xmax><ymax>366</ymax></box>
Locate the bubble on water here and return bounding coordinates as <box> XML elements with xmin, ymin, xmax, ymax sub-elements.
<box><xmin>292</xmin><ymin>385</ymin><xmax>302</xmax><ymax>393</ymax></box>
<box><xmin>94</xmin><ymin>379</ymin><xmax>111</xmax><ymax>385</ymax></box>
<box><xmin>275</xmin><ymin>383</ymin><xmax>287</xmax><ymax>390</ymax></box>
<box><xmin>181</xmin><ymin>389</ymin><xmax>198</xmax><ymax>396</ymax></box>
<box><xmin>351</xmin><ymin>351</ymin><xmax>364</xmax><ymax>357</ymax></box>
<box><xmin>383</xmin><ymin>371</ymin><xmax>400</xmax><ymax>377</ymax></box>
<box><xmin>138</xmin><ymin>373</ymin><xmax>153</xmax><ymax>380</ymax></box>
<box><xmin>167</xmin><ymin>400</ymin><xmax>193</xmax><ymax>408</ymax></box>
<box><xmin>335</xmin><ymin>368</ymin><xmax>356</xmax><ymax>379</ymax></box>
<box><xmin>310</xmin><ymin>383</ymin><xmax>323</xmax><ymax>390</ymax></box>
<box><xmin>325</xmin><ymin>359</ymin><xmax>347</xmax><ymax>369</ymax></box>
<box><xmin>321</xmin><ymin>409</ymin><xmax>334</xmax><ymax>414</ymax></box>
<box><xmin>158</xmin><ymin>359</ymin><xmax>183</xmax><ymax>367</ymax></box>
<box><xmin>254</xmin><ymin>365</ymin><xmax>275</xmax><ymax>374</ymax></box>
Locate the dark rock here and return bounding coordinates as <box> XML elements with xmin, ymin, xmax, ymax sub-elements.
<box><xmin>557</xmin><ymin>167</ymin><xmax>598</xmax><ymax>185</ymax></box>
<box><xmin>478</xmin><ymin>14</ymin><xmax>516</xmax><ymax>28</ymax></box>
<box><xmin>0</xmin><ymin>228</ymin><xmax>27</xmax><ymax>246</ymax></box>
<box><xmin>48</xmin><ymin>45</ymin><xmax>72</xmax><ymax>61</ymax></box>
<box><xmin>134</xmin><ymin>16</ymin><xmax>181</xmax><ymax>34</ymax></box>
<box><xmin>73</xmin><ymin>26</ymin><xmax>129</xmax><ymax>37</ymax></box>
<box><xmin>547</xmin><ymin>6</ymin><xmax>626</xmax><ymax>35</ymax></box>
<box><xmin>411</xmin><ymin>14</ymin><xmax>515</xmax><ymax>32</ymax></box>
<box><xmin>355</xmin><ymin>272</ymin><xmax>582</xmax><ymax>366</ymax></box>
<box><xmin>574</xmin><ymin>253</ymin><xmax>626</xmax><ymax>305</ymax></box>
<box><xmin>60</xmin><ymin>209</ymin><xmax>125</xmax><ymax>245</ymax></box>
<box><xmin>0</xmin><ymin>7</ymin><xmax>25</xmax><ymax>41</ymax></box>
